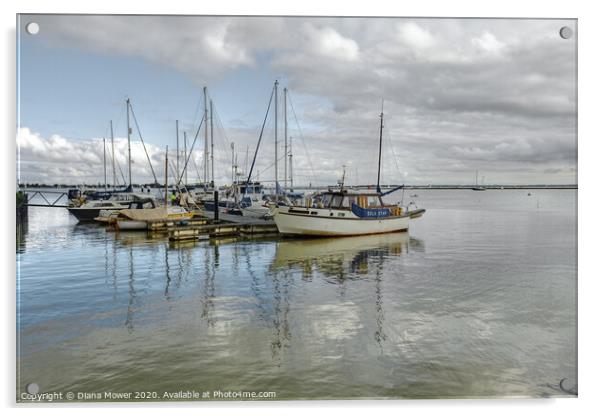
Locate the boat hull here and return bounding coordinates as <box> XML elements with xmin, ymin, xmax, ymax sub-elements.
<box><xmin>115</xmin><ymin>220</ymin><xmax>148</xmax><ymax>230</ymax></box>
<box><xmin>273</xmin><ymin>210</ymin><xmax>410</xmax><ymax>236</ymax></box>
<box><xmin>68</xmin><ymin>207</ymin><xmax>121</xmax><ymax>222</ymax></box>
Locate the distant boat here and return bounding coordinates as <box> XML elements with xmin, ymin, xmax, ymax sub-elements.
<box><xmin>472</xmin><ymin>170</ymin><xmax>486</xmax><ymax>191</ymax></box>
<box><xmin>271</xmin><ymin>105</ymin><xmax>425</xmax><ymax>237</ymax></box>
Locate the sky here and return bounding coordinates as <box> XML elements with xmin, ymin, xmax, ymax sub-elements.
<box><xmin>16</xmin><ymin>15</ymin><xmax>577</xmax><ymax>186</ymax></box>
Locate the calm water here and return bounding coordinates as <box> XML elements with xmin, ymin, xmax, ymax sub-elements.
<box><xmin>16</xmin><ymin>189</ymin><xmax>577</xmax><ymax>401</ymax></box>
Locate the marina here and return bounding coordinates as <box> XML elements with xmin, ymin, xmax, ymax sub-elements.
<box><xmin>15</xmin><ymin>14</ymin><xmax>578</xmax><ymax>404</ymax></box>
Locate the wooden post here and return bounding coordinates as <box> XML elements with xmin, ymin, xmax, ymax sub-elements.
<box><xmin>164</xmin><ymin>146</ymin><xmax>168</xmax><ymax>207</ymax></box>
<box><xmin>213</xmin><ymin>190</ymin><xmax>219</xmax><ymax>222</ymax></box>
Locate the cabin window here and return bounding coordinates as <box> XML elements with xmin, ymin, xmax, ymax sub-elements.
<box><xmin>330</xmin><ymin>195</ymin><xmax>344</xmax><ymax>208</ymax></box>
<box><xmin>367</xmin><ymin>196</ymin><xmax>382</xmax><ymax>207</ymax></box>
<box><xmin>321</xmin><ymin>194</ymin><xmax>333</xmax><ymax>207</ymax></box>
<box><xmin>347</xmin><ymin>196</ymin><xmax>356</xmax><ymax>207</ymax></box>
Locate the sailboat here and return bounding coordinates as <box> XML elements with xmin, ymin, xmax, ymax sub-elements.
<box><xmin>271</xmin><ymin>105</ymin><xmax>425</xmax><ymax>236</ymax></box>
<box><xmin>472</xmin><ymin>170</ymin><xmax>486</xmax><ymax>191</ymax></box>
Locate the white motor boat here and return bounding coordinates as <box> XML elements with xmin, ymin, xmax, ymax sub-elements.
<box><xmin>272</xmin><ymin>189</ymin><xmax>424</xmax><ymax>236</ymax></box>
<box><xmin>272</xmin><ymin>104</ymin><xmax>425</xmax><ymax>237</ymax></box>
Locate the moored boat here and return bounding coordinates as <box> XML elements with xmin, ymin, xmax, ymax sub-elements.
<box><xmin>114</xmin><ymin>206</ymin><xmax>194</xmax><ymax>231</ymax></box>
<box><xmin>271</xmin><ymin>103</ymin><xmax>425</xmax><ymax>237</ymax></box>
<box><xmin>272</xmin><ymin>189</ymin><xmax>423</xmax><ymax>236</ymax></box>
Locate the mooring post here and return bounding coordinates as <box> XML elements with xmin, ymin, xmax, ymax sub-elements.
<box><xmin>213</xmin><ymin>190</ymin><xmax>219</xmax><ymax>222</ymax></box>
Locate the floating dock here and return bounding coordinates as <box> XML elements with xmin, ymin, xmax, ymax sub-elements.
<box><xmin>144</xmin><ymin>211</ymin><xmax>278</xmax><ymax>242</ymax></box>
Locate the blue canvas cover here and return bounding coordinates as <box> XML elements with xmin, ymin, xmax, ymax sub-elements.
<box><xmin>351</xmin><ymin>203</ymin><xmax>391</xmax><ymax>218</ymax></box>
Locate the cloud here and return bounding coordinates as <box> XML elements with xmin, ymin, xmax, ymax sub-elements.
<box><xmin>308</xmin><ymin>26</ymin><xmax>360</xmax><ymax>61</ymax></box>
<box><xmin>398</xmin><ymin>22</ymin><xmax>436</xmax><ymax>50</ymax></box>
<box><xmin>471</xmin><ymin>31</ymin><xmax>506</xmax><ymax>54</ymax></box>
<box><xmin>17</xmin><ymin>127</ymin><xmax>211</xmax><ymax>185</ymax></box>
<box><xmin>22</xmin><ymin>16</ymin><xmax>577</xmax><ymax>185</ymax></box>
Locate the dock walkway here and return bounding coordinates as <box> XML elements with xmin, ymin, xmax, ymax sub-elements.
<box><xmin>146</xmin><ymin>211</ymin><xmax>278</xmax><ymax>242</ymax></box>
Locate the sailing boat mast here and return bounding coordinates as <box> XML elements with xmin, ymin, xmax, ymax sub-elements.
<box><xmin>176</xmin><ymin>120</ymin><xmax>179</xmax><ymax>183</ymax></box>
<box><xmin>203</xmin><ymin>86</ymin><xmax>209</xmax><ymax>184</ymax></box>
<box><xmin>103</xmin><ymin>137</ymin><xmax>107</xmax><ymax>191</ymax></box>
<box><xmin>376</xmin><ymin>101</ymin><xmax>384</xmax><ymax>194</ymax></box>
<box><xmin>184</xmin><ymin>131</ymin><xmax>188</xmax><ymax>186</ymax></box>
<box><xmin>289</xmin><ymin>136</ymin><xmax>293</xmax><ymax>189</ymax></box>
<box><xmin>164</xmin><ymin>146</ymin><xmax>168</xmax><ymax>208</ymax></box>
<box><xmin>126</xmin><ymin>98</ymin><xmax>132</xmax><ymax>189</ymax></box>
<box><xmin>210</xmin><ymin>99</ymin><xmax>214</xmax><ymax>187</ymax></box>
<box><xmin>284</xmin><ymin>87</ymin><xmax>288</xmax><ymax>190</ymax></box>
<box><xmin>231</xmin><ymin>142</ymin><xmax>235</xmax><ymax>185</ymax></box>
<box><xmin>110</xmin><ymin>120</ymin><xmax>116</xmax><ymax>190</ymax></box>
<box><xmin>274</xmin><ymin>80</ymin><xmax>279</xmax><ymax>194</ymax></box>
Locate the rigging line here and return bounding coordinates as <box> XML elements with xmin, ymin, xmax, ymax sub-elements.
<box><xmin>255</xmin><ymin>153</ymin><xmax>288</xmax><ymax>178</ymax></box>
<box><xmin>286</xmin><ymin>92</ymin><xmax>317</xmax><ymax>184</ymax></box>
<box><xmin>384</xmin><ymin>114</ymin><xmax>403</xmax><ymax>178</ymax></box>
<box><xmin>128</xmin><ymin>101</ymin><xmax>159</xmax><ymax>184</ymax></box>
<box><xmin>212</xmin><ymin>106</ymin><xmax>236</xmax><ymax>180</ymax></box>
<box><xmin>109</xmin><ymin>140</ymin><xmax>127</xmax><ymax>187</ymax></box>
<box><xmin>191</xmin><ymin>152</ymin><xmax>203</xmax><ymax>183</ymax></box>
<box><xmin>176</xmin><ymin>112</ymin><xmax>206</xmax><ymax>186</ymax></box>
<box><xmin>168</xmin><ymin>160</ymin><xmax>203</xmax><ymax>211</ymax></box>
<box><xmin>246</xmin><ymin>86</ymin><xmax>275</xmax><ymax>186</ymax></box>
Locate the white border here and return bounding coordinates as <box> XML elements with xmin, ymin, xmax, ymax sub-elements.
<box><xmin>3</xmin><ymin>1</ymin><xmax>599</xmax><ymax>415</ymax></box>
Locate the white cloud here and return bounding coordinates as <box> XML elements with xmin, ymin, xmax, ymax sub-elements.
<box><xmin>398</xmin><ymin>22</ymin><xmax>436</xmax><ymax>49</ymax></box>
<box><xmin>22</xmin><ymin>16</ymin><xmax>577</xmax><ymax>185</ymax></box>
<box><xmin>471</xmin><ymin>31</ymin><xmax>506</xmax><ymax>54</ymax></box>
<box><xmin>307</xmin><ymin>25</ymin><xmax>360</xmax><ymax>61</ymax></box>
<box><xmin>17</xmin><ymin>127</ymin><xmax>213</xmax><ymax>185</ymax></box>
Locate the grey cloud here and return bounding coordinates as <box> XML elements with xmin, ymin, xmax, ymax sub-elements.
<box><xmin>21</xmin><ymin>15</ymin><xmax>577</xmax><ymax>185</ymax></box>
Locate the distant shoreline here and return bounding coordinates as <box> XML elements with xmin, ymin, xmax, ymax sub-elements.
<box><xmin>17</xmin><ymin>183</ymin><xmax>578</xmax><ymax>190</ymax></box>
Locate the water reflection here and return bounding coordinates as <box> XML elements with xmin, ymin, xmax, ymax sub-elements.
<box><xmin>271</xmin><ymin>232</ymin><xmax>419</xmax><ymax>281</ymax></box>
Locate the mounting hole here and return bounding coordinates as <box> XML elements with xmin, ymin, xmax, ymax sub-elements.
<box><xmin>559</xmin><ymin>26</ymin><xmax>573</xmax><ymax>39</ymax></box>
<box><xmin>26</xmin><ymin>22</ymin><xmax>39</xmax><ymax>35</ymax></box>
<box><xmin>26</xmin><ymin>383</ymin><xmax>40</xmax><ymax>394</ymax></box>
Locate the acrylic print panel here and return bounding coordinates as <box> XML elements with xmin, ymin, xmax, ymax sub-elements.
<box><xmin>16</xmin><ymin>15</ymin><xmax>577</xmax><ymax>402</ymax></box>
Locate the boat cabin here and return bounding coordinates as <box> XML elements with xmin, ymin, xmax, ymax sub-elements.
<box><xmin>311</xmin><ymin>190</ymin><xmax>403</xmax><ymax>218</ymax></box>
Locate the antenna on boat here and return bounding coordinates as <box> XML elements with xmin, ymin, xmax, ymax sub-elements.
<box><xmin>340</xmin><ymin>165</ymin><xmax>346</xmax><ymax>191</ymax></box>
<box><xmin>376</xmin><ymin>99</ymin><xmax>384</xmax><ymax>194</ymax></box>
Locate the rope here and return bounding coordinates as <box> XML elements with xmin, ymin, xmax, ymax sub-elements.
<box><xmin>176</xmin><ymin>113</ymin><xmax>205</xmax><ymax>186</ymax></box>
<box><xmin>287</xmin><ymin>92</ymin><xmax>317</xmax><ymax>185</ymax></box>
<box><xmin>246</xmin><ymin>86</ymin><xmax>275</xmax><ymax>186</ymax></box>
<box><xmin>128</xmin><ymin>101</ymin><xmax>159</xmax><ymax>184</ymax></box>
